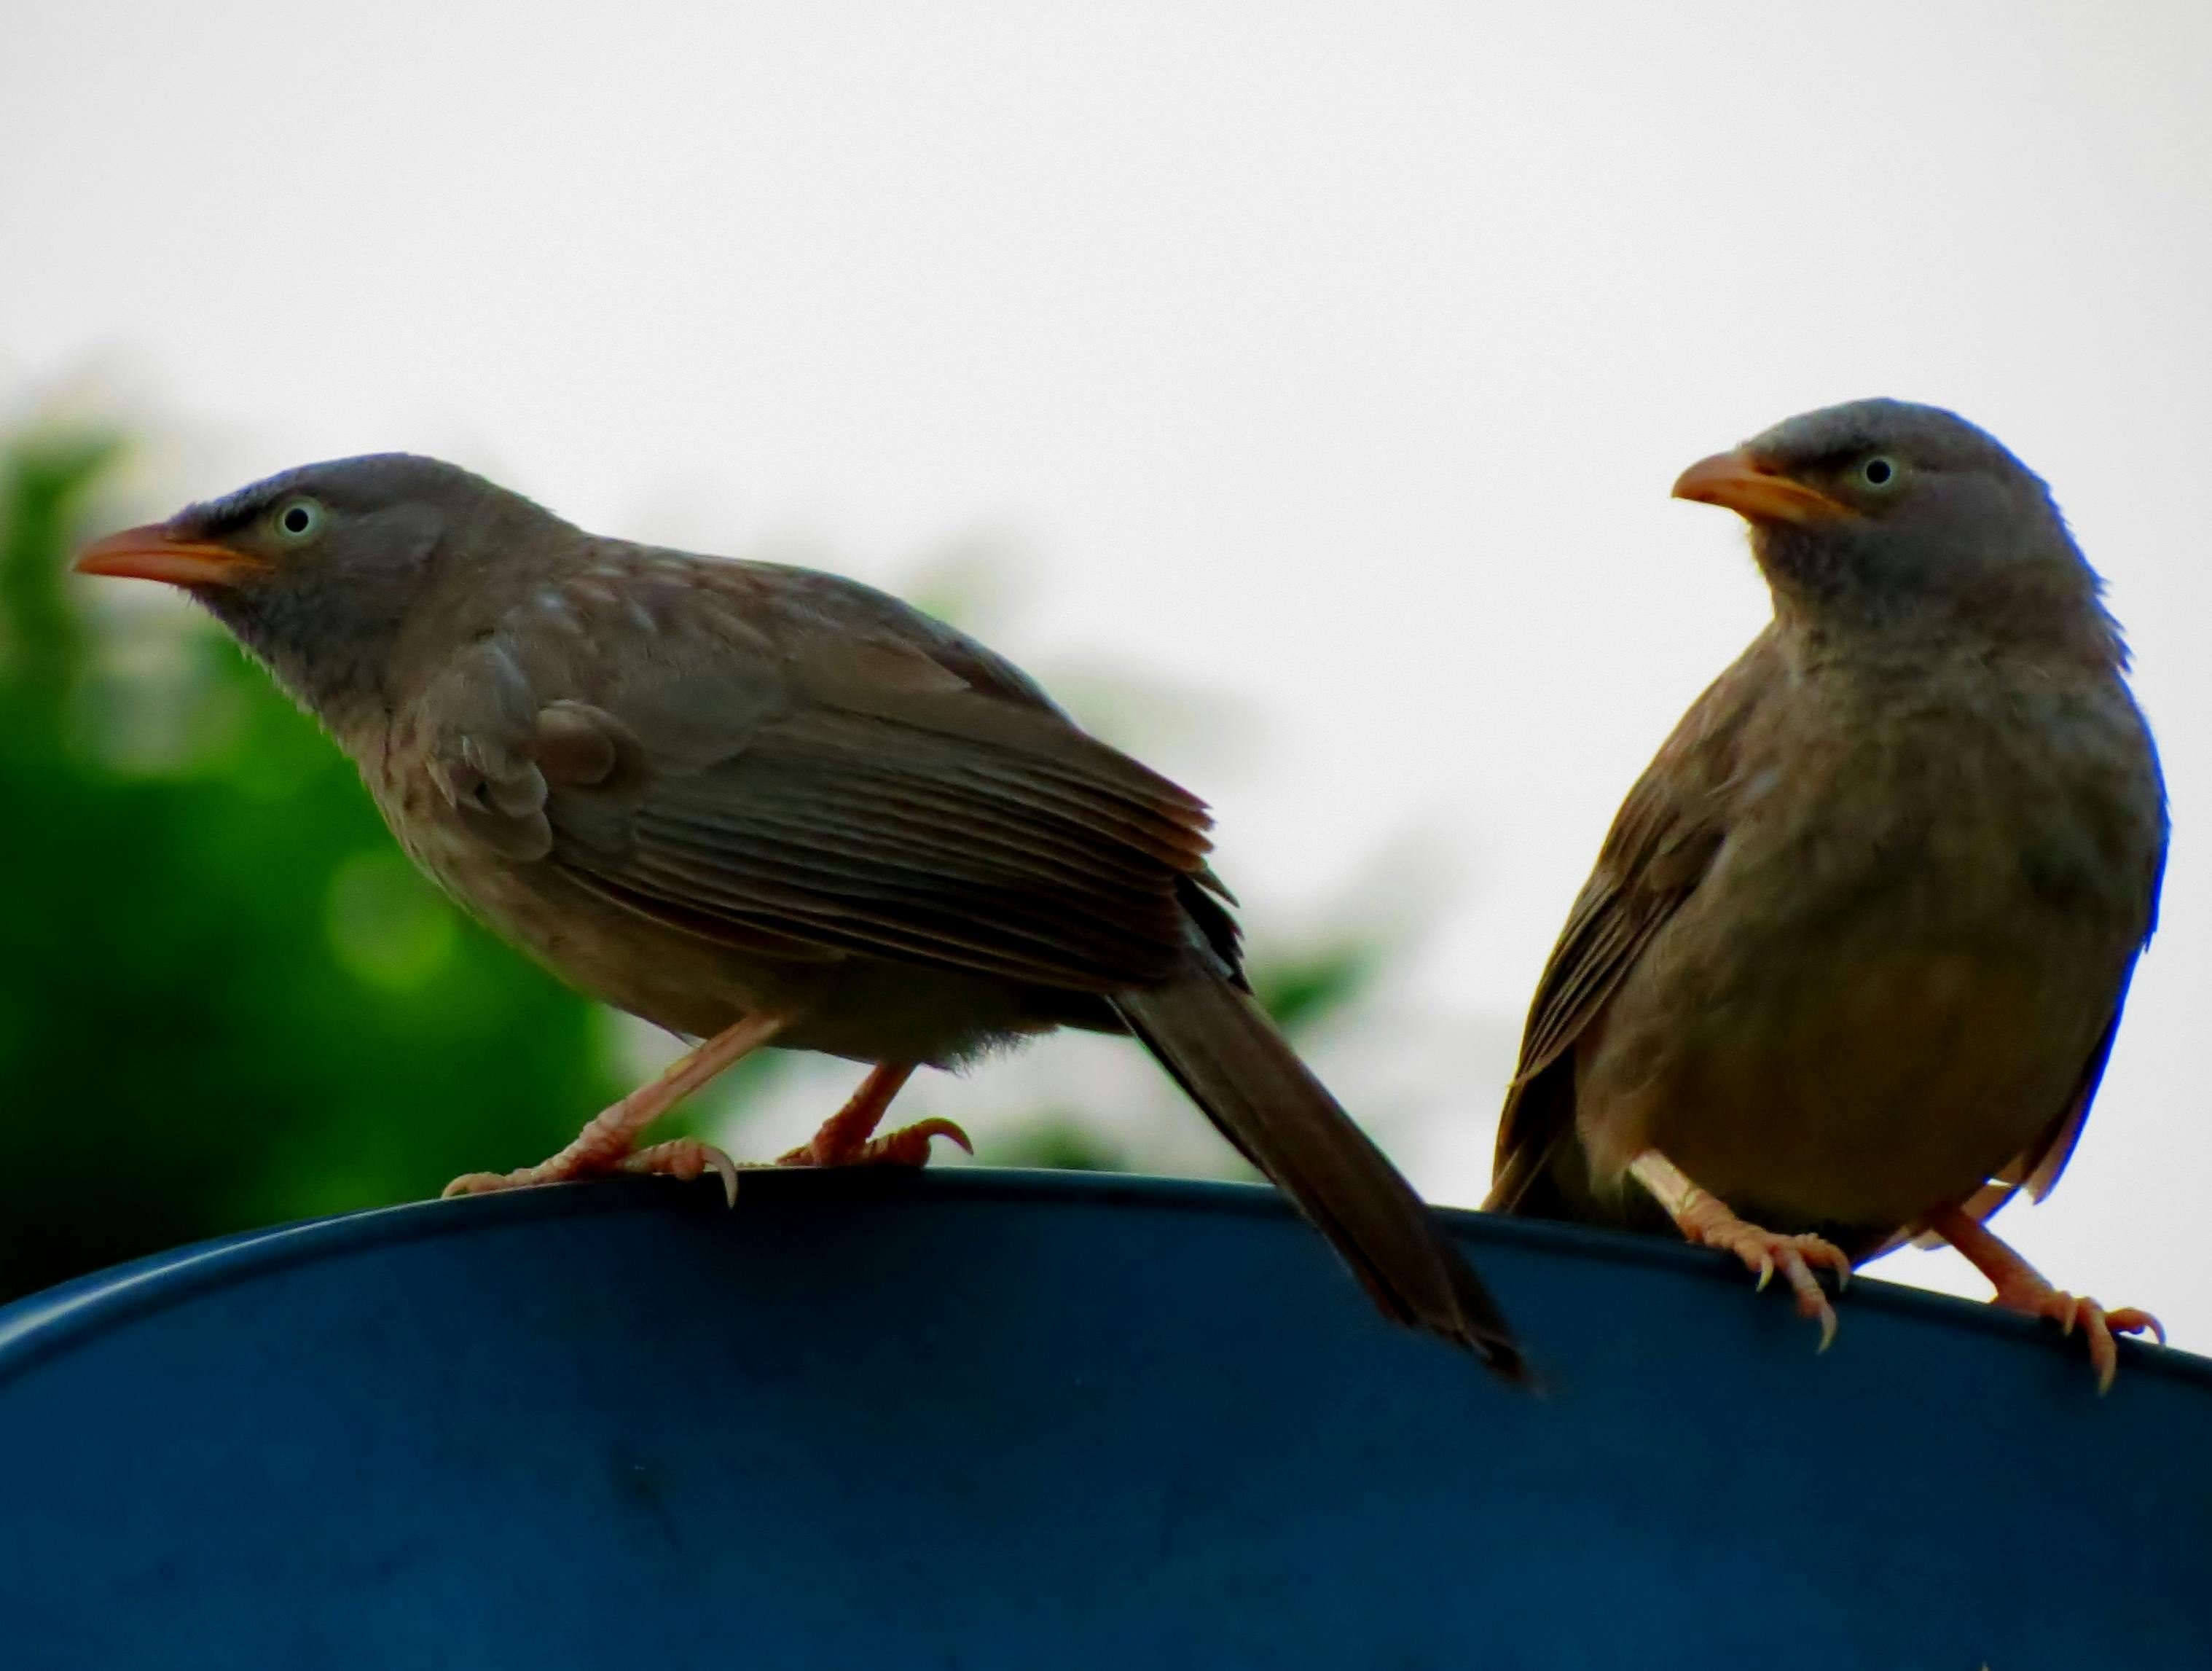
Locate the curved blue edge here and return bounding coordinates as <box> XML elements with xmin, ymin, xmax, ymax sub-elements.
<box><xmin>4</xmin><ymin>1165</ymin><xmax>2203</xmax><ymax>1389</ymax></box>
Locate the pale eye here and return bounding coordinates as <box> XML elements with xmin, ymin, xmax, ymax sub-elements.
<box><xmin>272</xmin><ymin>496</ymin><xmax>326</xmax><ymax>541</ymax></box>
<box><xmin>1859</xmin><ymin>455</ymin><xmax>1900</xmax><ymax>489</ymax></box>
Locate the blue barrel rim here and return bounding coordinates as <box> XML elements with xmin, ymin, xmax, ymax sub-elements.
<box><xmin>3</xmin><ymin>1166</ymin><xmax>2202</xmax><ymax>1390</ymax></box>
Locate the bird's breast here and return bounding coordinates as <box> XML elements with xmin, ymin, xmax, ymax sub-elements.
<box><xmin>1574</xmin><ymin>663</ymin><xmax>2160</xmax><ymax>1230</ymax></box>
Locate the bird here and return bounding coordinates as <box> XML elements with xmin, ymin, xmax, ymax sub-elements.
<box><xmin>76</xmin><ymin>454</ymin><xmax>1524</xmax><ymax>1379</ymax></box>
<box><xmin>1484</xmin><ymin>399</ymin><xmax>2168</xmax><ymax>1390</ymax></box>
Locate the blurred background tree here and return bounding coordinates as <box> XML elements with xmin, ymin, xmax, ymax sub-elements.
<box><xmin>0</xmin><ymin>418</ymin><xmax>1396</xmax><ymax>1302</ymax></box>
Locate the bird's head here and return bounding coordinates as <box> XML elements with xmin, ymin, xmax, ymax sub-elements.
<box><xmin>1672</xmin><ymin>399</ymin><xmax>2114</xmax><ymax>658</ymax></box>
<box><xmin>76</xmin><ymin>453</ymin><xmax>545</xmax><ymax>724</ymax></box>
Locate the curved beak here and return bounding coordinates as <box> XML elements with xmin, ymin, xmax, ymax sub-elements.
<box><xmin>1671</xmin><ymin>447</ymin><xmax>1853</xmax><ymax>526</ymax></box>
<box><xmin>74</xmin><ymin>523</ymin><xmax>269</xmax><ymax>589</ymax></box>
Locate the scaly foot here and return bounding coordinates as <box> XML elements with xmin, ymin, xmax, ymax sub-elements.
<box><xmin>1678</xmin><ymin>1199</ymin><xmax>1851</xmax><ymax>1352</ymax></box>
<box><xmin>440</xmin><ymin>1011</ymin><xmax>785</xmax><ymax>1208</ymax></box>
<box><xmin>777</xmin><ymin>1116</ymin><xmax>973</xmax><ymax>1169</ymax></box>
<box><xmin>444</xmin><ymin>1135</ymin><xmax>743</xmax><ymax>1207</ymax></box>
<box><xmin>1923</xmin><ymin>1203</ymin><xmax>2162</xmax><ymax>1393</ymax></box>
<box><xmin>1629</xmin><ymin>1148</ymin><xmax>1851</xmax><ymax>1351</ymax></box>
<box><xmin>768</xmin><ymin>1061</ymin><xmax>970</xmax><ymax>1168</ymax></box>
<box><xmin>1991</xmin><ymin>1279</ymin><xmax>2164</xmax><ymax>1396</ymax></box>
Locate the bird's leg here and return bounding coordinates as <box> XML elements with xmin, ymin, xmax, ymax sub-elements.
<box><xmin>1628</xmin><ymin>1148</ymin><xmax>1852</xmax><ymax>1351</ymax></box>
<box><xmin>442</xmin><ymin>1011</ymin><xmax>788</xmax><ymax>1207</ymax></box>
<box><xmin>1923</xmin><ymin>1204</ymin><xmax>2164</xmax><ymax>1393</ymax></box>
<box><xmin>775</xmin><ymin>1063</ymin><xmax>971</xmax><ymax>1168</ymax></box>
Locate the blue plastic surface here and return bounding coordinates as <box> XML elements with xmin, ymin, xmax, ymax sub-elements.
<box><xmin>1</xmin><ymin>1168</ymin><xmax>2205</xmax><ymax>1669</ymax></box>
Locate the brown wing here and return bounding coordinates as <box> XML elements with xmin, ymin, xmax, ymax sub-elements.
<box><xmin>1485</xmin><ymin>631</ymin><xmax>1779</xmax><ymax>1213</ymax></box>
<box><xmin>420</xmin><ymin>550</ymin><xmax>1219</xmax><ymax>995</ymax></box>
<box><xmin>560</xmin><ymin>699</ymin><xmax>1215</xmax><ymax>990</ymax></box>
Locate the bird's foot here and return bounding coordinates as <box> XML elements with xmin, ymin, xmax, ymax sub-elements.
<box><xmin>442</xmin><ymin>1012</ymin><xmax>785</xmax><ymax>1208</ymax></box>
<box><xmin>1921</xmin><ymin>1203</ymin><xmax>2164</xmax><ymax>1393</ymax></box>
<box><xmin>768</xmin><ymin>1061</ymin><xmax>965</xmax><ymax>1167</ymax></box>
<box><xmin>442</xmin><ymin>1135</ymin><xmax>745</xmax><ymax>1208</ymax></box>
<box><xmin>777</xmin><ymin>1116</ymin><xmax>972</xmax><ymax>1170</ymax></box>
<box><xmin>1679</xmin><ymin>1203</ymin><xmax>1851</xmax><ymax>1352</ymax></box>
<box><xmin>439</xmin><ymin>1133</ymin><xmax>635</xmax><ymax>1201</ymax></box>
<box><xmin>621</xmin><ymin>1138</ymin><xmax>745</xmax><ymax>1205</ymax></box>
<box><xmin>1628</xmin><ymin>1148</ymin><xmax>1851</xmax><ymax>1350</ymax></box>
<box><xmin>1988</xmin><ymin>1274</ymin><xmax>2165</xmax><ymax>1396</ymax></box>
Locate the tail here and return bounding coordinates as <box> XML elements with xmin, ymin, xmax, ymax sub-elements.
<box><xmin>1113</xmin><ymin>963</ymin><xmax>1527</xmax><ymax>1383</ymax></box>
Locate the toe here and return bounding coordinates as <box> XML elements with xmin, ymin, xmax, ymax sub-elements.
<box><xmin>1774</xmin><ymin>1248</ymin><xmax>1839</xmax><ymax>1353</ymax></box>
<box><xmin>1805</xmin><ymin>1237</ymin><xmax>1851</xmax><ymax>1288</ymax></box>
<box><xmin>2104</xmin><ymin>1306</ymin><xmax>2165</xmax><ymax>1346</ymax></box>
<box><xmin>860</xmin><ymin>1117</ymin><xmax>973</xmax><ymax>1167</ymax></box>
<box><xmin>2083</xmin><ymin>1312</ymin><xmax>2119</xmax><ymax>1396</ymax></box>
<box><xmin>903</xmin><ymin>1116</ymin><xmax>973</xmax><ymax>1158</ymax></box>
<box><xmin>621</xmin><ymin>1140</ymin><xmax>743</xmax><ymax>1207</ymax></box>
<box><xmin>2079</xmin><ymin>1302</ymin><xmax>2164</xmax><ymax>1394</ymax></box>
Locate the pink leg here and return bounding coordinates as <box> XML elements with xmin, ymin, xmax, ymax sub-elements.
<box><xmin>1630</xmin><ymin>1148</ymin><xmax>1853</xmax><ymax>1352</ymax></box>
<box><xmin>442</xmin><ymin>1011</ymin><xmax>787</xmax><ymax>1207</ymax></box>
<box><xmin>775</xmin><ymin>1063</ymin><xmax>971</xmax><ymax>1168</ymax></box>
<box><xmin>1925</xmin><ymin>1204</ymin><xmax>2165</xmax><ymax>1394</ymax></box>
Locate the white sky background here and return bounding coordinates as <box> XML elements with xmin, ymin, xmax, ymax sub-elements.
<box><xmin>4</xmin><ymin>2</ymin><xmax>2207</xmax><ymax>1345</ymax></box>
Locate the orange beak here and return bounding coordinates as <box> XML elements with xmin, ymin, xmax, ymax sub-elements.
<box><xmin>1671</xmin><ymin>447</ymin><xmax>1854</xmax><ymax>526</ymax></box>
<box><xmin>74</xmin><ymin>523</ymin><xmax>269</xmax><ymax>589</ymax></box>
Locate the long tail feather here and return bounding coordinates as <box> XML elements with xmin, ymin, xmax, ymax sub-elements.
<box><xmin>1113</xmin><ymin>964</ymin><xmax>1526</xmax><ymax>1382</ymax></box>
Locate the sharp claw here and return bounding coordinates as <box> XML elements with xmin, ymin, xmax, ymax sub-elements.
<box><xmin>2090</xmin><ymin>1326</ymin><xmax>2118</xmax><ymax>1397</ymax></box>
<box><xmin>905</xmin><ymin>1117</ymin><xmax>973</xmax><ymax>1157</ymax></box>
<box><xmin>2105</xmin><ymin>1307</ymin><xmax>2165</xmax><ymax>1347</ymax></box>
<box><xmin>710</xmin><ymin>1151</ymin><xmax>740</xmax><ymax>1208</ymax></box>
<box><xmin>1677</xmin><ymin>1194</ymin><xmax>1850</xmax><ymax>1355</ymax></box>
<box><xmin>1797</xmin><ymin>1284</ymin><xmax>1823</xmax><ymax>1321</ymax></box>
<box><xmin>1969</xmin><ymin>1226</ymin><xmax>2160</xmax><ymax>1388</ymax></box>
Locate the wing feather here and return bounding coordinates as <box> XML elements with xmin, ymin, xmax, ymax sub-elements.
<box><xmin>1486</xmin><ymin>633</ymin><xmax>1776</xmax><ymax>1208</ymax></box>
<box><xmin>527</xmin><ymin>565</ymin><xmax>1215</xmax><ymax>991</ymax></box>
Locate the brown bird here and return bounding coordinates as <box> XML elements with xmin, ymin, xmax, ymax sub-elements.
<box><xmin>1486</xmin><ymin>399</ymin><xmax>2168</xmax><ymax>1389</ymax></box>
<box><xmin>77</xmin><ymin>456</ymin><xmax>1523</xmax><ymax>1377</ymax></box>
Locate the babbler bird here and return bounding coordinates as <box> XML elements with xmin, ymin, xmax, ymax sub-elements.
<box><xmin>1486</xmin><ymin>399</ymin><xmax>2166</xmax><ymax>1389</ymax></box>
<box><xmin>77</xmin><ymin>457</ymin><xmax>1523</xmax><ymax>1379</ymax></box>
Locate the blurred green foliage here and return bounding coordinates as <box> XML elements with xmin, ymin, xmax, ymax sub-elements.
<box><xmin>0</xmin><ymin>423</ymin><xmax>1388</xmax><ymax>1302</ymax></box>
<box><xmin>0</xmin><ymin>429</ymin><xmax>623</xmax><ymax>1299</ymax></box>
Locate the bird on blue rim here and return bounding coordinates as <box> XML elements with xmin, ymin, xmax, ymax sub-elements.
<box><xmin>1487</xmin><ymin>399</ymin><xmax>2168</xmax><ymax>1389</ymax></box>
<box><xmin>75</xmin><ymin>458</ymin><xmax>1525</xmax><ymax>1381</ymax></box>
